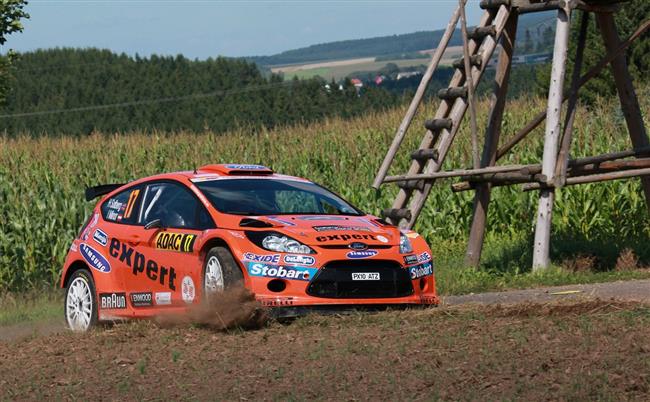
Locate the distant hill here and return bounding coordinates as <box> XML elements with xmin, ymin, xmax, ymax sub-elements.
<box><xmin>249</xmin><ymin>12</ymin><xmax>555</xmax><ymax>67</ymax></box>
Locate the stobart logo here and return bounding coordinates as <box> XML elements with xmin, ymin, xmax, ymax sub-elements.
<box><xmin>247</xmin><ymin>263</ymin><xmax>317</xmax><ymax>281</ymax></box>
<box><xmin>154</xmin><ymin>232</ymin><xmax>197</xmax><ymax>253</ymax></box>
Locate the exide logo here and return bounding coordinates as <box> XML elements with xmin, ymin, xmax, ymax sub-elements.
<box><xmin>80</xmin><ymin>243</ymin><xmax>111</xmax><ymax>273</ymax></box>
<box><xmin>346</xmin><ymin>250</ymin><xmax>378</xmax><ymax>259</ymax></box>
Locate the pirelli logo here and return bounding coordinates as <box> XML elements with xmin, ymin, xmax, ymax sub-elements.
<box><xmin>154</xmin><ymin>232</ymin><xmax>197</xmax><ymax>253</ymax></box>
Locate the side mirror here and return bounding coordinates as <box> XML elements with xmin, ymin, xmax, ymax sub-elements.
<box><xmin>144</xmin><ymin>219</ymin><xmax>163</xmax><ymax>230</ymax></box>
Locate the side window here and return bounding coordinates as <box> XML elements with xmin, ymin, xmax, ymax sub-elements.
<box><xmin>101</xmin><ymin>186</ymin><xmax>142</xmax><ymax>225</ymax></box>
<box><xmin>138</xmin><ymin>181</ymin><xmax>214</xmax><ymax>230</ymax></box>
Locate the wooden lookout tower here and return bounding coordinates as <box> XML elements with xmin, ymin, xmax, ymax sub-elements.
<box><xmin>373</xmin><ymin>0</ymin><xmax>649</xmax><ymax>270</ymax></box>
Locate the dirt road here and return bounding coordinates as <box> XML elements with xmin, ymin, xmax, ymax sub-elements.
<box><xmin>2</xmin><ymin>279</ymin><xmax>650</xmax><ymax>344</ymax></box>
<box><xmin>445</xmin><ymin>278</ymin><xmax>650</xmax><ymax>306</ymax></box>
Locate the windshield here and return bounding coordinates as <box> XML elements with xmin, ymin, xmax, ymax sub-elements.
<box><xmin>195</xmin><ymin>179</ymin><xmax>362</xmax><ymax>216</ymax></box>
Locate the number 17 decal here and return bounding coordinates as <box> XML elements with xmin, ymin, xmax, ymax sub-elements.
<box><xmin>124</xmin><ymin>189</ymin><xmax>140</xmax><ymax>219</ymax></box>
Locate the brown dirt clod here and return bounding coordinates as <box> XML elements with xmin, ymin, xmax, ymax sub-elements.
<box><xmin>155</xmin><ymin>287</ymin><xmax>268</xmax><ymax>330</ymax></box>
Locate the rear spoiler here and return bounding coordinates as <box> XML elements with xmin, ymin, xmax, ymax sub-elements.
<box><xmin>85</xmin><ymin>183</ymin><xmax>126</xmax><ymax>201</ymax></box>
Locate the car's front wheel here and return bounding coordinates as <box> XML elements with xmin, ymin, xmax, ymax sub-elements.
<box><xmin>64</xmin><ymin>269</ymin><xmax>98</xmax><ymax>332</ymax></box>
<box><xmin>203</xmin><ymin>246</ymin><xmax>244</xmax><ymax>302</ymax></box>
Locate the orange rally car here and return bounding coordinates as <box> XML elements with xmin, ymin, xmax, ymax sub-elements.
<box><xmin>61</xmin><ymin>164</ymin><xmax>439</xmax><ymax>331</ymax></box>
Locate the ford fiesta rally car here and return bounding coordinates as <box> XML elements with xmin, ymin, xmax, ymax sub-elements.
<box><xmin>62</xmin><ymin>164</ymin><xmax>439</xmax><ymax>331</ymax></box>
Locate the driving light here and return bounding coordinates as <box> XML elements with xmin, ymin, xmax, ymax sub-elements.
<box><xmin>399</xmin><ymin>232</ymin><xmax>413</xmax><ymax>254</ymax></box>
<box><xmin>262</xmin><ymin>234</ymin><xmax>314</xmax><ymax>254</ymax></box>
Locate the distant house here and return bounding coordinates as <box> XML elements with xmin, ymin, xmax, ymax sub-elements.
<box><xmin>396</xmin><ymin>71</ymin><xmax>421</xmax><ymax>80</ymax></box>
<box><xmin>350</xmin><ymin>78</ymin><xmax>363</xmax><ymax>88</ymax></box>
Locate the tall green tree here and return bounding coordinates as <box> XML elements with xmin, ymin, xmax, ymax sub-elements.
<box><xmin>0</xmin><ymin>0</ymin><xmax>29</xmax><ymax>105</ymax></box>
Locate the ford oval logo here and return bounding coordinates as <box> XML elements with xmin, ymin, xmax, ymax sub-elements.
<box><xmin>349</xmin><ymin>242</ymin><xmax>368</xmax><ymax>250</ymax></box>
<box><xmin>80</xmin><ymin>243</ymin><xmax>111</xmax><ymax>273</ymax></box>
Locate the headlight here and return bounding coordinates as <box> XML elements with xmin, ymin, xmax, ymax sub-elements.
<box><xmin>246</xmin><ymin>231</ymin><xmax>315</xmax><ymax>254</ymax></box>
<box><xmin>399</xmin><ymin>232</ymin><xmax>413</xmax><ymax>254</ymax></box>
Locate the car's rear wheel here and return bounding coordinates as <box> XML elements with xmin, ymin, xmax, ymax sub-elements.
<box><xmin>64</xmin><ymin>269</ymin><xmax>98</xmax><ymax>332</ymax></box>
<box><xmin>203</xmin><ymin>246</ymin><xmax>244</xmax><ymax>302</ymax></box>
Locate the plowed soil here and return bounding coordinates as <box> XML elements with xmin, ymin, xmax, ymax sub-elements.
<box><xmin>2</xmin><ymin>299</ymin><xmax>650</xmax><ymax>401</ymax></box>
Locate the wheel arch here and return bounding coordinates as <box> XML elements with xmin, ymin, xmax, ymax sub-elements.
<box><xmin>199</xmin><ymin>236</ymin><xmax>245</xmax><ymax>278</ymax></box>
<box><xmin>61</xmin><ymin>260</ymin><xmax>93</xmax><ymax>289</ymax></box>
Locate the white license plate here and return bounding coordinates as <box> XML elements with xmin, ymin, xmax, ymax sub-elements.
<box><xmin>351</xmin><ymin>272</ymin><xmax>380</xmax><ymax>281</ymax></box>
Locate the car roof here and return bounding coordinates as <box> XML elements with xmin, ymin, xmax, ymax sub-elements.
<box><xmin>131</xmin><ymin>164</ymin><xmax>311</xmax><ymax>186</ymax></box>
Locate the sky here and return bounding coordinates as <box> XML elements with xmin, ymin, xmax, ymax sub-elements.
<box><xmin>4</xmin><ymin>0</ymin><xmax>484</xmax><ymax>59</ymax></box>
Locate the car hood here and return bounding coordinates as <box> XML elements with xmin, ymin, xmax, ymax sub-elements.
<box><xmin>242</xmin><ymin>215</ymin><xmax>400</xmax><ymax>246</ymax></box>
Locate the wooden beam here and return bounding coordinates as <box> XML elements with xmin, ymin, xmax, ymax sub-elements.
<box><xmin>398</xmin><ymin>7</ymin><xmax>511</xmax><ymax>229</ymax></box>
<box><xmin>465</xmin><ymin>12</ymin><xmax>519</xmax><ymax>267</ymax></box>
<box><xmin>523</xmin><ymin>167</ymin><xmax>650</xmax><ymax>191</ymax></box>
<box><xmin>459</xmin><ymin>0</ymin><xmax>481</xmax><ymax>170</ymax></box>
<box><xmin>556</xmin><ymin>11</ymin><xmax>590</xmax><ymax>186</ymax></box>
<box><xmin>533</xmin><ymin>4</ymin><xmax>572</xmax><ymax>271</ymax></box>
<box><xmin>372</xmin><ymin>7</ymin><xmax>461</xmax><ymax>189</ymax></box>
<box><xmin>385</xmin><ymin>10</ymin><xmax>493</xmax><ymax>225</ymax></box>
<box><xmin>494</xmin><ymin>19</ymin><xmax>650</xmax><ymax>160</ymax></box>
<box><xmin>596</xmin><ymin>12</ymin><xmax>650</xmax><ymax>212</ymax></box>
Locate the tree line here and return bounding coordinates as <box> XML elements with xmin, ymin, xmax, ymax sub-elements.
<box><xmin>1</xmin><ymin>48</ymin><xmax>403</xmax><ymax>136</ymax></box>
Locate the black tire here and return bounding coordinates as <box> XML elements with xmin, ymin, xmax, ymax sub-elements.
<box><xmin>203</xmin><ymin>246</ymin><xmax>244</xmax><ymax>301</ymax></box>
<box><xmin>64</xmin><ymin>268</ymin><xmax>99</xmax><ymax>332</ymax></box>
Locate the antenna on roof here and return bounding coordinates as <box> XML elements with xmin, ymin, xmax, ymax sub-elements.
<box><xmin>193</xmin><ymin>165</ymin><xmax>197</xmax><ymax>174</ymax></box>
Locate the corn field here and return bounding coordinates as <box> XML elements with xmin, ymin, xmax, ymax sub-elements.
<box><xmin>1</xmin><ymin>93</ymin><xmax>649</xmax><ymax>291</ymax></box>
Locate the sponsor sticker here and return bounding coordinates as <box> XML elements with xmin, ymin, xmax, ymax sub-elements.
<box><xmin>130</xmin><ymin>292</ymin><xmax>153</xmax><ymax>307</ymax></box>
<box><xmin>81</xmin><ymin>213</ymin><xmax>99</xmax><ymax>241</ymax></box>
<box><xmin>283</xmin><ymin>255</ymin><xmax>315</xmax><ymax>266</ymax></box>
<box><xmin>80</xmin><ymin>243</ymin><xmax>111</xmax><ymax>273</ymax></box>
<box><xmin>109</xmin><ymin>238</ymin><xmax>177</xmax><ymax>291</ymax></box>
<box><xmin>299</xmin><ymin>216</ymin><xmax>347</xmax><ymax>221</ymax></box>
<box><xmin>100</xmin><ymin>293</ymin><xmax>127</xmax><ymax>310</ymax></box>
<box><xmin>225</xmin><ymin>164</ymin><xmax>269</xmax><ymax>170</ymax></box>
<box><xmin>107</xmin><ymin>199</ymin><xmax>123</xmax><ymax>211</ymax></box>
<box><xmin>260</xmin><ymin>297</ymin><xmax>295</xmax><ymax>307</ymax></box>
<box><xmin>154</xmin><ymin>231</ymin><xmax>197</xmax><ymax>253</ymax></box>
<box><xmin>93</xmin><ymin>229</ymin><xmax>108</xmax><ymax>247</ymax></box>
<box><xmin>418</xmin><ymin>252</ymin><xmax>432</xmax><ymax>263</ymax></box>
<box><xmin>377</xmin><ymin>235</ymin><xmax>389</xmax><ymax>243</ymax></box>
<box><xmin>346</xmin><ymin>250</ymin><xmax>378</xmax><ymax>259</ymax></box>
<box><xmin>403</xmin><ymin>254</ymin><xmax>418</xmax><ymax>265</ymax></box>
<box><xmin>155</xmin><ymin>292</ymin><xmax>172</xmax><ymax>305</ymax></box>
<box><xmin>243</xmin><ymin>252</ymin><xmax>280</xmax><ymax>264</ymax></box>
<box><xmin>182</xmin><ymin>276</ymin><xmax>195</xmax><ymax>303</ymax></box>
<box><xmin>315</xmin><ymin>234</ymin><xmax>378</xmax><ymax>242</ymax></box>
<box><xmin>312</xmin><ymin>225</ymin><xmax>370</xmax><ymax>232</ymax></box>
<box><xmin>69</xmin><ymin>242</ymin><xmax>78</xmax><ymax>252</ymax></box>
<box><xmin>247</xmin><ymin>263</ymin><xmax>318</xmax><ymax>281</ymax></box>
<box><xmin>409</xmin><ymin>262</ymin><xmax>433</xmax><ymax>280</ymax></box>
